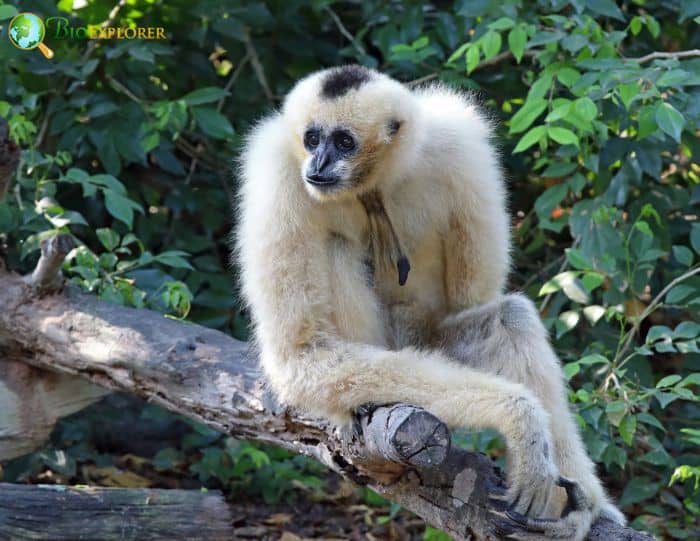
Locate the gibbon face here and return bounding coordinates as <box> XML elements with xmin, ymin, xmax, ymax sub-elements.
<box><xmin>283</xmin><ymin>65</ymin><xmax>411</xmax><ymax>201</ymax></box>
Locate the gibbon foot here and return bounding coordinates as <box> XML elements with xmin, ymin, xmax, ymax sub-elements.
<box><xmin>490</xmin><ymin>477</ymin><xmax>593</xmax><ymax>541</ymax></box>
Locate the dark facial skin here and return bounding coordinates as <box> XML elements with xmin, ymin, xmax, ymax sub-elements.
<box><xmin>303</xmin><ymin>126</ymin><xmax>357</xmax><ymax>188</ymax></box>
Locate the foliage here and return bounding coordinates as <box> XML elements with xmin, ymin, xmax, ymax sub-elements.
<box><xmin>1</xmin><ymin>0</ymin><xmax>699</xmax><ymax>539</ymax></box>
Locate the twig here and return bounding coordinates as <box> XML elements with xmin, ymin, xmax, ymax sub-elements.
<box><xmin>216</xmin><ymin>53</ymin><xmax>251</xmax><ymax>113</ymax></box>
<box><xmin>106</xmin><ymin>75</ymin><xmax>143</xmax><ymax>104</ymax></box>
<box><xmin>481</xmin><ymin>49</ymin><xmax>537</xmax><ymax>69</ymax></box>
<box><xmin>519</xmin><ymin>253</ymin><xmax>566</xmax><ymax>291</ymax></box>
<box><xmin>629</xmin><ymin>49</ymin><xmax>700</xmax><ymax>64</ymax></box>
<box><xmin>407</xmin><ymin>73</ymin><xmax>439</xmax><ymax>87</ymax></box>
<box><xmin>407</xmin><ymin>50</ymin><xmax>538</xmax><ymax>87</ymax></box>
<box><xmin>80</xmin><ymin>0</ymin><xmax>128</xmax><ymax>62</ymax></box>
<box><xmin>26</xmin><ymin>234</ymin><xmax>75</xmax><ymax>292</ymax></box>
<box><xmin>324</xmin><ymin>6</ymin><xmax>366</xmax><ymax>56</ymax></box>
<box><xmin>34</xmin><ymin>114</ymin><xmax>50</xmax><ymax>149</ymax></box>
<box><xmin>613</xmin><ymin>265</ymin><xmax>700</xmax><ymax>367</ymax></box>
<box><xmin>244</xmin><ymin>33</ymin><xmax>275</xmax><ymax>103</ymax></box>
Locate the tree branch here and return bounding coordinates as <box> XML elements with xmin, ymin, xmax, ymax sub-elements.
<box><xmin>0</xmin><ymin>260</ymin><xmax>653</xmax><ymax>540</ymax></box>
<box><xmin>24</xmin><ymin>234</ymin><xmax>75</xmax><ymax>293</ymax></box>
<box><xmin>630</xmin><ymin>49</ymin><xmax>700</xmax><ymax>63</ymax></box>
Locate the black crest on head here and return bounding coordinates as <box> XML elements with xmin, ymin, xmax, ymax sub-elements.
<box><xmin>321</xmin><ymin>65</ymin><xmax>373</xmax><ymax>99</ymax></box>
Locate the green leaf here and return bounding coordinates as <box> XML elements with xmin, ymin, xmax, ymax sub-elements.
<box><xmin>481</xmin><ymin>31</ymin><xmax>502</xmax><ymax>61</ymax></box>
<box><xmin>565</xmin><ymin>248</ymin><xmax>591</xmax><ymax>270</ymax></box>
<box><xmin>674</xmin><ymin>322</ymin><xmax>700</xmax><ymax>339</ymax></box>
<box><xmin>508</xmin><ymin>27</ymin><xmax>527</xmax><ymax>63</ymax></box>
<box><xmin>637</xmin><ymin>412</ymin><xmax>666</xmax><ymax>432</ymax></box>
<box><xmin>606</xmin><ymin>401</ymin><xmax>626</xmax><ymax>426</ymax></box>
<box><xmin>513</xmin><ymin>125</ymin><xmax>547</xmax><ymax>153</ymax></box>
<box><xmin>637</xmin><ymin>105</ymin><xmax>657</xmax><ymax>139</ymax></box>
<box><xmin>587</xmin><ymin>0</ymin><xmax>626</xmax><ymax>21</ymax></box>
<box><xmin>96</xmin><ymin>228</ymin><xmax>120</xmax><ymax>251</ymax></box>
<box><xmin>488</xmin><ymin>17</ymin><xmax>515</xmax><ymax>30</ymax></box>
<box><xmin>447</xmin><ymin>42</ymin><xmax>470</xmax><ymax>63</ymax></box>
<box><xmin>548</xmin><ymin>127</ymin><xmax>579</xmax><ymax>147</ymax></box>
<box><xmin>540</xmin><ymin>270</ymin><xmax>589</xmax><ymax>303</ymax></box>
<box><xmin>545</xmin><ymin>102</ymin><xmax>572</xmax><ymax>123</ymax></box>
<box><xmin>578</xmin><ymin>354</ymin><xmax>609</xmax><ymax>366</ymax></box>
<box><xmin>182</xmin><ymin>87</ymin><xmax>230</xmax><ymax>106</ymax></box>
<box><xmin>691</xmin><ymin>223</ymin><xmax>700</xmax><ymax>254</ymax></box>
<box><xmin>103</xmin><ymin>190</ymin><xmax>142</xmax><ymax>228</ymax></box>
<box><xmin>466</xmin><ymin>45</ymin><xmax>480</xmax><ymax>74</ymax></box>
<box><xmin>656</xmin><ymin>375</ymin><xmax>682</xmax><ymax>388</ymax></box>
<box><xmin>509</xmin><ymin>98</ymin><xmax>548</xmax><ymax>134</ymax></box>
<box><xmin>581</xmin><ymin>272</ymin><xmax>605</xmax><ymax>291</ymax></box>
<box><xmin>534</xmin><ymin>182</ymin><xmax>568</xmax><ymax>219</ymax></box>
<box><xmin>620</xmin><ymin>477</ymin><xmax>659</xmax><ymax>507</ymax></box>
<box><xmin>657</xmin><ymin>69</ymin><xmax>691</xmax><ymax>88</ymax></box>
<box><xmin>666</xmin><ymin>284</ymin><xmax>696</xmax><ymax>304</ymax></box>
<box><xmin>573</xmin><ymin>97</ymin><xmax>597</xmax><ymax>122</ymax></box>
<box><xmin>0</xmin><ymin>4</ymin><xmax>18</xmax><ymax>20</ymax></box>
<box><xmin>635</xmin><ymin>220</ymin><xmax>652</xmax><ymax>236</ymax></box>
<box><xmin>647</xmin><ymin>325</ymin><xmax>673</xmax><ymax>343</ymax></box>
<box><xmin>672</xmin><ymin>245</ymin><xmax>694</xmax><ymax>266</ymax></box>
<box><xmin>619</xmin><ymin>415</ymin><xmax>637</xmax><ymax>446</ymax></box>
<box><xmin>618</xmin><ymin>83</ymin><xmax>639</xmax><ymax>110</ymax></box>
<box><xmin>645</xmin><ymin>15</ymin><xmax>660</xmax><ymax>38</ymax></box>
<box><xmin>90</xmin><ymin>174</ymin><xmax>127</xmax><ymax>195</ymax></box>
<box><xmin>629</xmin><ymin>16</ymin><xmax>643</xmax><ymax>35</ymax></box>
<box><xmin>192</xmin><ymin>107</ymin><xmax>235</xmax><ymax>140</ymax></box>
<box><xmin>556</xmin><ymin>67</ymin><xmax>580</xmax><ymax>87</ymax></box>
<box><xmin>155</xmin><ymin>250</ymin><xmax>194</xmax><ymax>270</ymax></box>
<box><xmin>528</xmin><ymin>74</ymin><xmax>553</xmax><ymax>101</ymax></box>
<box><xmin>564</xmin><ymin>362</ymin><xmax>580</xmax><ymax>379</ymax></box>
<box><xmin>655</xmin><ymin>102</ymin><xmax>686</xmax><ymax>142</ymax></box>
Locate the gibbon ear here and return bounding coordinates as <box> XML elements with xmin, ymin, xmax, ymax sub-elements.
<box><xmin>387</xmin><ymin>118</ymin><xmax>402</xmax><ymax>136</ymax></box>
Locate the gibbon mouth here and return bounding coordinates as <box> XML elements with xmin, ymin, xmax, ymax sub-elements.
<box><xmin>305</xmin><ymin>174</ymin><xmax>341</xmax><ymax>188</ymax></box>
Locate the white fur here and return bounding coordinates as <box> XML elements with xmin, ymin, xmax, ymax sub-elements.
<box><xmin>235</xmin><ymin>67</ymin><xmax>624</xmax><ymax>540</ymax></box>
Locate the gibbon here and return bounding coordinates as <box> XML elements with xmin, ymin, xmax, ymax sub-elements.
<box><xmin>235</xmin><ymin>65</ymin><xmax>624</xmax><ymax>540</ymax></box>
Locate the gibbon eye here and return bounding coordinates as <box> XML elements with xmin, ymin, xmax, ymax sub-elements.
<box><xmin>304</xmin><ymin>130</ymin><xmax>320</xmax><ymax>149</ymax></box>
<box><xmin>335</xmin><ymin>132</ymin><xmax>356</xmax><ymax>152</ymax></box>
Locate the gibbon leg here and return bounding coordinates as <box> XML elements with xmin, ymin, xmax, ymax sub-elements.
<box><xmin>435</xmin><ymin>293</ymin><xmax>624</xmax><ymax>527</ymax></box>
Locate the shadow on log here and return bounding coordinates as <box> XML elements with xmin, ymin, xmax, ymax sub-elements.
<box><xmin>0</xmin><ymin>250</ymin><xmax>654</xmax><ymax>540</ymax></box>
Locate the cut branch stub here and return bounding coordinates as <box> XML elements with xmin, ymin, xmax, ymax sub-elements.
<box><xmin>354</xmin><ymin>404</ymin><xmax>450</xmax><ymax>470</ymax></box>
<box><xmin>28</xmin><ymin>234</ymin><xmax>75</xmax><ymax>292</ymax></box>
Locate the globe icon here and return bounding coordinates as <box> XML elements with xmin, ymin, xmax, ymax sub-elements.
<box><xmin>8</xmin><ymin>12</ymin><xmax>54</xmax><ymax>59</ymax></box>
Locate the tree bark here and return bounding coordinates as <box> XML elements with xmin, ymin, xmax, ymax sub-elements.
<box><xmin>0</xmin><ymin>483</ymin><xmax>233</xmax><ymax>540</ymax></box>
<box><xmin>0</xmin><ymin>266</ymin><xmax>654</xmax><ymax>541</ymax></box>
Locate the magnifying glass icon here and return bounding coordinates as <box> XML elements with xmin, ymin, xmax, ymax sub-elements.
<box><xmin>8</xmin><ymin>12</ymin><xmax>55</xmax><ymax>59</ymax></box>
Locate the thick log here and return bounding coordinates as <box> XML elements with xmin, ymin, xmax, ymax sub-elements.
<box><xmin>0</xmin><ymin>483</ymin><xmax>233</xmax><ymax>540</ymax></box>
<box><xmin>0</xmin><ymin>267</ymin><xmax>654</xmax><ymax>541</ymax></box>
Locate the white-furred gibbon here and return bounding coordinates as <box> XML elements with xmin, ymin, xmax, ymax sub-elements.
<box><xmin>235</xmin><ymin>65</ymin><xmax>624</xmax><ymax>540</ymax></box>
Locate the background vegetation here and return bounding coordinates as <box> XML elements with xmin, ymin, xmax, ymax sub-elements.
<box><xmin>1</xmin><ymin>0</ymin><xmax>699</xmax><ymax>539</ymax></box>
